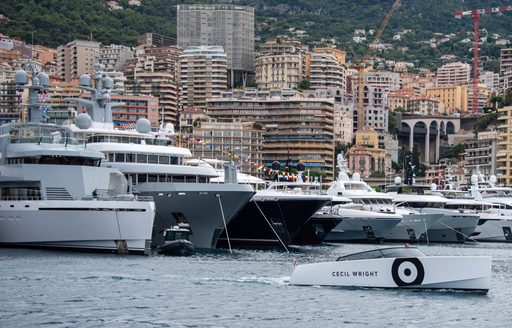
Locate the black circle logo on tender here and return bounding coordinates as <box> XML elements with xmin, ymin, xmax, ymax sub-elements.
<box><xmin>391</xmin><ymin>257</ymin><xmax>425</xmax><ymax>287</ymax></box>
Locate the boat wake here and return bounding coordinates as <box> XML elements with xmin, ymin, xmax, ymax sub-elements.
<box><xmin>201</xmin><ymin>276</ymin><xmax>290</xmax><ymax>286</ymax></box>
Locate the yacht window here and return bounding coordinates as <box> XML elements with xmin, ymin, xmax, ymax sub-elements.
<box><xmin>115</xmin><ymin>153</ymin><xmax>125</xmax><ymax>162</ymax></box>
<box><xmin>148</xmin><ymin>155</ymin><xmax>158</xmax><ymax>164</ymax></box>
<box><xmin>171</xmin><ymin>156</ymin><xmax>178</xmax><ymax>165</ymax></box>
<box><xmin>138</xmin><ymin>174</ymin><xmax>147</xmax><ymax>183</ymax></box>
<box><xmin>137</xmin><ymin>154</ymin><xmax>147</xmax><ymax>163</ymax></box>
<box><xmin>199</xmin><ymin>177</ymin><xmax>207</xmax><ymax>183</ymax></box>
<box><xmin>148</xmin><ymin>175</ymin><xmax>157</xmax><ymax>182</ymax></box>
<box><xmin>159</xmin><ymin>155</ymin><xmax>170</xmax><ymax>165</ymax></box>
<box><xmin>1</xmin><ymin>186</ymin><xmax>41</xmax><ymax>200</ymax></box>
<box><xmin>158</xmin><ymin>175</ymin><xmax>166</xmax><ymax>182</ymax></box>
<box><xmin>120</xmin><ymin>137</ymin><xmax>129</xmax><ymax>144</ymax></box>
<box><xmin>108</xmin><ymin>153</ymin><xmax>114</xmax><ymax>162</ymax></box>
<box><xmin>173</xmin><ymin>176</ymin><xmax>184</xmax><ymax>183</ymax></box>
<box><xmin>126</xmin><ymin>154</ymin><xmax>135</xmax><ymax>162</ymax></box>
<box><xmin>187</xmin><ymin>176</ymin><xmax>198</xmax><ymax>183</ymax></box>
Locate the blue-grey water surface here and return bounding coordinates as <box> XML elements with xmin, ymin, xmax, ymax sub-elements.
<box><xmin>1</xmin><ymin>242</ymin><xmax>511</xmax><ymax>327</ymax></box>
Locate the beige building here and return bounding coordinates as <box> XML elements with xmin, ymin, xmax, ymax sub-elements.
<box><xmin>178</xmin><ymin>46</ymin><xmax>228</xmax><ymax>111</ymax></box>
<box><xmin>309</xmin><ymin>51</ymin><xmax>345</xmax><ymax>90</ymax></box>
<box><xmin>387</xmin><ymin>88</ymin><xmax>415</xmax><ymax>111</ymax></box>
<box><xmin>206</xmin><ymin>91</ymin><xmax>335</xmax><ymax>180</ymax></box>
<box><xmin>255</xmin><ymin>37</ymin><xmax>306</xmax><ymax>90</ymax></box>
<box><xmin>334</xmin><ymin>104</ymin><xmax>354</xmax><ymax>145</ymax></box>
<box><xmin>126</xmin><ymin>72</ymin><xmax>179</xmax><ymax>126</ymax></box>
<box><xmin>463</xmin><ymin>131</ymin><xmax>498</xmax><ymax>182</ymax></box>
<box><xmin>179</xmin><ymin>107</ymin><xmax>208</xmax><ymax>134</ymax></box>
<box><xmin>436</xmin><ymin>62</ymin><xmax>471</xmax><ymax>87</ymax></box>
<box><xmin>425</xmin><ymin>85</ymin><xmax>468</xmax><ymax>114</ymax></box>
<box><xmin>500</xmin><ymin>47</ymin><xmax>512</xmax><ymax>76</ymax></box>
<box><xmin>347</xmin><ymin>127</ymin><xmax>389</xmax><ymax>178</ymax></box>
<box><xmin>497</xmin><ymin>106</ymin><xmax>512</xmax><ymax>185</ymax></box>
<box><xmin>99</xmin><ymin>44</ymin><xmax>134</xmax><ymax>72</ymax></box>
<box><xmin>124</xmin><ymin>45</ymin><xmax>182</xmax><ymax>81</ymax></box>
<box><xmin>407</xmin><ymin>97</ymin><xmax>443</xmax><ymax>115</ymax></box>
<box><xmin>57</xmin><ymin>40</ymin><xmax>100</xmax><ymax>82</ymax></box>
<box><xmin>255</xmin><ymin>53</ymin><xmax>303</xmax><ymax>90</ymax></box>
<box><xmin>313</xmin><ymin>47</ymin><xmax>346</xmax><ymax>65</ymax></box>
<box><xmin>191</xmin><ymin>119</ymin><xmax>264</xmax><ymax>176</ymax></box>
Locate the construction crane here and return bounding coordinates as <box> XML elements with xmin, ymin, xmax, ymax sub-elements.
<box><xmin>455</xmin><ymin>5</ymin><xmax>512</xmax><ymax>113</ymax></box>
<box><xmin>354</xmin><ymin>0</ymin><xmax>402</xmax><ymax>131</ymax></box>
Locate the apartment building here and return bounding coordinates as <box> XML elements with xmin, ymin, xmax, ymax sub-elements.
<box><xmin>57</xmin><ymin>40</ymin><xmax>100</xmax><ymax>82</ymax></box>
<box><xmin>178</xmin><ymin>46</ymin><xmax>228</xmax><ymax>110</ymax></box>
<box><xmin>206</xmin><ymin>91</ymin><xmax>335</xmax><ymax>180</ymax></box>
<box><xmin>436</xmin><ymin>62</ymin><xmax>471</xmax><ymax>87</ymax></box>
<box><xmin>177</xmin><ymin>4</ymin><xmax>254</xmax><ymax>85</ymax></box>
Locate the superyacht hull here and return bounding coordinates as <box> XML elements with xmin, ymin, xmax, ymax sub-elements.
<box><xmin>472</xmin><ymin>215</ymin><xmax>512</xmax><ymax>242</ymax></box>
<box><xmin>292</xmin><ymin>213</ymin><xmax>343</xmax><ymax>245</ymax></box>
<box><xmin>138</xmin><ymin>182</ymin><xmax>254</xmax><ymax>249</ymax></box>
<box><xmin>0</xmin><ymin>200</ymin><xmax>155</xmax><ymax>255</ymax></box>
<box><xmin>385</xmin><ymin>214</ymin><xmax>443</xmax><ymax>242</ymax></box>
<box><xmin>216</xmin><ymin>196</ymin><xmax>330</xmax><ymax>249</ymax></box>
<box><xmin>417</xmin><ymin>209</ymin><xmax>479</xmax><ymax>243</ymax></box>
<box><xmin>325</xmin><ymin>210</ymin><xmax>402</xmax><ymax>243</ymax></box>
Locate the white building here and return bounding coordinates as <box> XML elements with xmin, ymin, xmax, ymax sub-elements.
<box><xmin>436</xmin><ymin>62</ymin><xmax>471</xmax><ymax>87</ymax></box>
<box><xmin>179</xmin><ymin>46</ymin><xmax>228</xmax><ymax>110</ymax></box>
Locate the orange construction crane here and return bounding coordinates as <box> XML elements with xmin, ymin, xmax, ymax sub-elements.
<box><xmin>354</xmin><ymin>0</ymin><xmax>402</xmax><ymax>130</ymax></box>
<box><xmin>455</xmin><ymin>5</ymin><xmax>511</xmax><ymax>113</ymax></box>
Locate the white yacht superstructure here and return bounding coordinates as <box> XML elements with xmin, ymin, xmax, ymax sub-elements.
<box><xmin>386</xmin><ymin>181</ymin><xmax>479</xmax><ymax>243</ymax></box>
<box><xmin>0</xmin><ymin>124</ymin><xmax>155</xmax><ymax>254</ymax></box>
<box><xmin>66</xmin><ymin>68</ymin><xmax>254</xmax><ymax>249</ymax></box>
<box><xmin>0</xmin><ymin>69</ymin><xmax>156</xmax><ymax>255</ymax></box>
<box><xmin>325</xmin><ymin>154</ymin><xmax>439</xmax><ymax>242</ymax></box>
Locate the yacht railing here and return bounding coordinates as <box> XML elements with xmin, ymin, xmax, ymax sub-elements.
<box><xmin>10</xmin><ymin>135</ymin><xmax>87</xmax><ymax>148</ymax></box>
<box><xmin>1</xmin><ymin>195</ymin><xmax>153</xmax><ymax>202</ymax></box>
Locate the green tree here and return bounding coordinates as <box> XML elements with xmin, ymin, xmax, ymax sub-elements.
<box><xmin>297</xmin><ymin>80</ymin><xmax>311</xmax><ymax>91</ymax></box>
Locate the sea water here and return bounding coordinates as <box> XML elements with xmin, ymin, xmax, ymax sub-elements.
<box><xmin>1</xmin><ymin>242</ymin><xmax>511</xmax><ymax>327</ymax></box>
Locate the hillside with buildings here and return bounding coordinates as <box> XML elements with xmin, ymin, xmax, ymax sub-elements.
<box><xmin>1</xmin><ymin>0</ymin><xmax>512</xmax><ymax>70</ymax></box>
<box><xmin>2</xmin><ymin>2</ymin><xmax>512</xmax><ymax>186</ymax></box>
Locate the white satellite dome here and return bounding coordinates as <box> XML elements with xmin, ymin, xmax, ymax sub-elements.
<box><xmin>75</xmin><ymin>113</ymin><xmax>93</xmax><ymax>129</ymax></box>
<box><xmin>394</xmin><ymin>177</ymin><xmax>402</xmax><ymax>185</ymax></box>
<box><xmin>14</xmin><ymin>70</ymin><xmax>28</xmax><ymax>86</ymax></box>
<box><xmin>471</xmin><ymin>174</ymin><xmax>478</xmax><ymax>184</ymax></box>
<box><xmin>489</xmin><ymin>175</ymin><xmax>497</xmax><ymax>184</ymax></box>
<box><xmin>79</xmin><ymin>74</ymin><xmax>91</xmax><ymax>87</ymax></box>
<box><xmin>136</xmin><ymin>118</ymin><xmax>151</xmax><ymax>133</ymax></box>
<box><xmin>352</xmin><ymin>172</ymin><xmax>361</xmax><ymax>182</ymax></box>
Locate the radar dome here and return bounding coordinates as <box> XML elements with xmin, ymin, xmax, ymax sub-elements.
<box><xmin>431</xmin><ymin>183</ymin><xmax>437</xmax><ymax>191</ymax></box>
<box><xmin>103</xmin><ymin>76</ymin><xmax>113</xmax><ymax>90</ymax></box>
<box><xmin>352</xmin><ymin>172</ymin><xmax>361</xmax><ymax>182</ymax></box>
<box><xmin>135</xmin><ymin>118</ymin><xmax>151</xmax><ymax>133</ymax></box>
<box><xmin>38</xmin><ymin>73</ymin><xmax>49</xmax><ymax>87</ymax></box>
<box><xmin>394</xmin><ymin>177</ymin><xmax>402</xmax><ymax>185</ymax></box>
<box><xmin>14</xmin><ymin>70</ymin><xmax>28</xmax><ymax>86</ymax></box>
<box><xmin>163</xmin><ymin>123</ymin><xmax>174</xmax><ymax>134</ymax></box>
<box><xmin>471</xmin><ymin>174</ymin><xmax>478</xmax><ymax>184</ymax></box>
<box><xmin>79</xmin><ymin>74</ymin><xmax>91</xmax><ymax>87</ymax></box>
<box><xmin>489</xmin><ymin>175</ymin><xmax>497</xmax><ymax>184</ymax></box>
<box><xmin>75</xmin><ymin>113</ymin><xmax>93</xmax><ymax>129</ymax></box>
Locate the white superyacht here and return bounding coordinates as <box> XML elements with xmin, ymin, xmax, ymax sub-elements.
<box><xmin>66</xmin><ymin>68</ymin><xmax>254</xmax><ymax>249</ymax></box>
<box><xmin>0</xmin><ymin>69</ymin><xmax>156</xmax><ymax>254</ymax></box>
<box><xmin>325</xmin><ymin>154</ymin><xmax>440</xmax><ymax>242</ymax></box>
